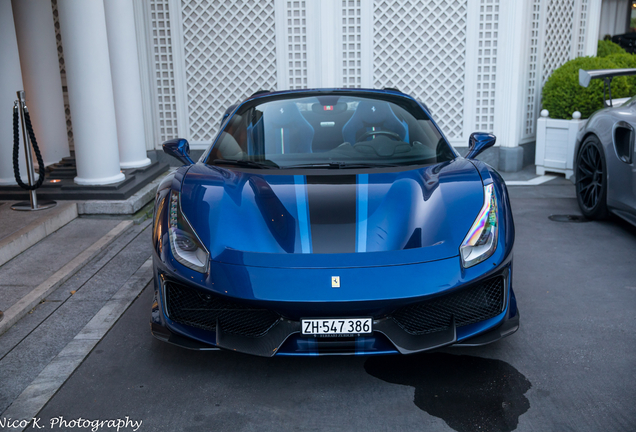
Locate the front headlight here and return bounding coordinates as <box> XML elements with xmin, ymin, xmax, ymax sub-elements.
<box><xmin>168</xmin><ymin>191</ymin><xmax>210</xmax><ymax>273</ymax></box>
<box><xmin>460</xmin><ymin>183</ymin><xmax>498</xmax><ymax>268</ymax></box>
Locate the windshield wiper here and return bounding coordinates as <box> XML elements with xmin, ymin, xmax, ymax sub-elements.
<box><xmin>213</xmin><ymin>159</ymin><xmax>279</xmax><ymax>169</ymax></box>
<box><xmin>282</xmin><ymin>162</ymin><xmax>400</xmax><ymax>169</ymax></box>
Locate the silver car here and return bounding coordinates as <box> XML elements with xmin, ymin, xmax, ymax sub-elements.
<box><xmin>574</xmin><ymin>69</ymin><xmax>636</xmax><ymax>226</ymax></box>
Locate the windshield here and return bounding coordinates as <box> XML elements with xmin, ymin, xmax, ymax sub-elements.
<box><xmin>205</xmin><ymin>93</ymin><xmax>455</xmax><ymax>169</ymax></box>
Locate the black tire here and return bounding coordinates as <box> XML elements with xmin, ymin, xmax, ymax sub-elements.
<box><xmin>576</xmin><ymin>136</ymin><xmax>608</xmax><ymax>220</ymax></box>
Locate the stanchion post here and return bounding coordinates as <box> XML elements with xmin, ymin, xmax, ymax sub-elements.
<box><xmin>10</xmin><ymin>90</ymin><xmax>56</xmax><ymax>211</ymax></box>
<box><xmin>17</xmin><ymin>91</ymin><xmax>38</xmax><ymax>209</ymax></box>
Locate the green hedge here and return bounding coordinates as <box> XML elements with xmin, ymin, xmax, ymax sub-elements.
<box><xmin>605</xmin><ymin>53</ymin><xmax>636</xmax><ymax>94</ymax></box>
<box><xmin>597</xmin><ymin>39</ymin><xmax>626</xmax><ymax>57</ymax></box>
<box><xmin>605</xmin><ymin>52</ymin><xmax>636</xmax><ymax>68</ymax></box>
<box><xmin>541</xmin><ymin>56</ymin><xmax>631</xmax><ymax>120</ymax></box>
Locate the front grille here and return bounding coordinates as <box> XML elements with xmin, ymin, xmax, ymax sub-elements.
<box><xmin>165</xmin><ymin>281</ymin><xmax>281</xmax><ymax>338</ymax></box>
<box><xmin>392</xmin><ymin>276</ymin><xmax>505</xmax><ymax>335</ymax></box>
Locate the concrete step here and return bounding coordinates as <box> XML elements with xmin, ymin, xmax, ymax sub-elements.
<box><xmin>0</xmin><ymin>218</ymin><xmax>133</xmax><ymax>336</ymax></box>
<box><xmin>77</xmin><ymin>170</ymin><xmax>168</xmax><ymax>215</ymax></box>
<box><xmin>0</xmin><ymin>162</ymin><xmax>169</xmax><ymax>201</ymax></box>
<box><xmin>0</xmin><ymin>201</ymin><xmax>78</xmax><ymax>268</ymax></box>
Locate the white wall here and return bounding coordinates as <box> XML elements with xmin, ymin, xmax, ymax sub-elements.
<box><xmin>135</xmin><ymin>0</ymin><xmax>602</xmax><ymax>152</ymax></box>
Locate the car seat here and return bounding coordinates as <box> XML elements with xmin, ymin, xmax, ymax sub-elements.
<box><xmin>341</xmin><ymin>100</ymin><xmax>408</xmax><ymax>144</ymax></box>
<box><xmin>262</xmin><ymin>102</ymin><xmax>315</xmax><ymax>155</ymax></box>
<box><xmin>302</xmin><ymin>102</ymin><xmax>353</xmax><ymax>153</ymax></box>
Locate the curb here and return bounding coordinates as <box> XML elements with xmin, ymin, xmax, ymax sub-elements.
<box><xmin>504</xmin><ymin>175</ymin><xmax>557</xmax><ymax>186</ymax></box>
<box><xmin>0</xmin><ymin>258</ymin><xmax>153</xmax><ymax>430</ymax></box>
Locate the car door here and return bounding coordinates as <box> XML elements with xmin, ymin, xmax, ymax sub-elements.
<box><xmin>610</xmin><ymin>111</ymin><xmax>636</xmax><ymax>214</ymax></box>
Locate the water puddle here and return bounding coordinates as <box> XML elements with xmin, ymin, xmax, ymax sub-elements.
<box><xmin>365</xmin><ymin>353</ymin><xmax>531</xmax><ymax>432</ymax></box>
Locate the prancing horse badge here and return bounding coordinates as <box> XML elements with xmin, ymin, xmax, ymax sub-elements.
<box><xmin>331</xmin><ymin>276</ymin><xmax>340</xmax><ymax>288</ymax></box>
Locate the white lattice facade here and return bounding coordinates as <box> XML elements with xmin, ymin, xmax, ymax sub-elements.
<box><xmin>373</xmin><ymin>0</ymin><xmax>468</xmax><ymax>140</ymax></box>
<box><xmin>341</xmin><ymin>0</ymin><xmax>363</xmax><ymax>88</ymax></box>
<box><xmin>576</xmin><ymin>0</ymin><xmax>590</xmax><ymax>57</ymax></box>
<box><xmin>475</xmin><ymin>0</ymin><xmax>500</xmax><ymax>132</ymax></box>
<box><xmin>524</xmin><ymin>0</ymin><xmax>542</xmax><ymax>137</ymax></box>
<box><xmin>149</xmin><ymin>0</ymin><xmax>180</xmax><ymax>142</ymax></box>
<box><xmin>0</xmin><ymin>0</ymin><xmax>607</xmax><ymax>187</ymax></box>
<box><xmin>521</xmin><ymin>0</ymin><xmax>600</xmax><ymax>142</ymax></box>
<box><xmin>181</xmin><ymin>0</ymin><xmax>278</xmax><ymax>142</ymax></box>
<box><xmin>285</xmin><ymin>0</ymin><xmax>308</xmax><ymax>89</ymax></box>
<box><xmin>133</xmin><ymin>0</ymin><xmax>603</xmax><ymax>164</ymax></box>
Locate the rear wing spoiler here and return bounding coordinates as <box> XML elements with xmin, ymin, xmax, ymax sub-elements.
<box><xmin>579</xmin><ymin>68</ymin><xmax>636</xmax><ymax>107</ymax></box>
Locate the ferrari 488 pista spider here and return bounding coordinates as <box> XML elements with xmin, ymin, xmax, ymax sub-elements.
<box><xmin>150</xmin><ymin>88</ymin><xmax>519</xmax><ymax>357</ymax></box>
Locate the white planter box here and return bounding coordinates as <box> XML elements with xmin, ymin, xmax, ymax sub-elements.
<box><xmin>535</xmin><ymin>110</ymin><xmax>587</xmax><ymax>180</ymax></box>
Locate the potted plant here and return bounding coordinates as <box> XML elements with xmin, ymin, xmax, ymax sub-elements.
<box><xmin>536</xmin><ymin>47</ymin><xmax>634</xmax><ymax>179</ymax></box>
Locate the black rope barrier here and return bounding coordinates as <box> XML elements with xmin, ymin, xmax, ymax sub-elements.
<box><xmin>13</xmin><ymin>103</ymin><xmax>45</xmax><ymax>190</ymax></box>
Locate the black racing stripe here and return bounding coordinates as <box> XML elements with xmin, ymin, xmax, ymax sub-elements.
<box><xmin>306</xmin><ymin>175</ymin><xmax>357</xmax><ymax>253</ymax></box>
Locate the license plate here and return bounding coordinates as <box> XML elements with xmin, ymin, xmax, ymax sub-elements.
<box><xmin>301</xmin><ymin>318</ymin><xmax>372</xmax><ymax>336</ymax></box>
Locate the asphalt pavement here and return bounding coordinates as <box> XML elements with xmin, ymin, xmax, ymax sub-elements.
<box><xmin>17</xmin><ymin>180</ymin><xmax>636</xmax><ymax>431</ymax></box>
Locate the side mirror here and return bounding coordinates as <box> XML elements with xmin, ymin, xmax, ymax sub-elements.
<box><xmin>466</xmin><ymin>132</ymin><xmax>496</xmax><ymax>159</ymax></box>
<box><xmin>162</xmin><ymin>138</ymin><xmax>194</xmax><ymax>165</ymax></box>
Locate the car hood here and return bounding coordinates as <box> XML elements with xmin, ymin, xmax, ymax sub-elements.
<box><xmin>179</xmin><ymin>159</ymin><xmax>484</xmax><ymax>268</ymax></box>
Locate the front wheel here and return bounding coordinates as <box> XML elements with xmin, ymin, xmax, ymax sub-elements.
<box><xmin>576</xmin><ymin>136</ymin><xmax>608</xmax><ymax>219</ymax></box>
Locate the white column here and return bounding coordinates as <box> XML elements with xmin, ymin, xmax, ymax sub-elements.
<box><xmin>0</xmin><ymin>0</ymin><xmax>27</xmax><ymax>185</ymax></box>
<box><xmin>318</xmin><ymin>0</ymin><xmax>337</xmax><ymax>88</ymax></box>
<box><xmin>104</xmin><ymin>0</ymin><xmax>151</xmax><ymax>168</ymax></box>
<box><xmin>132</xmin><ymin>0</ymin><xmax>158</xmax><ymax>152</ymax></box>
<box><xmin>586</xmin><ymin>0</ymin><xmax>603</xmax><ymax>55</ymax></box>
<box><xmin>57</xmin><ymin>0</ymin><xmax>125</xmax><ymax>185</ymax></box>
<box><xmin>462</xmin><ymin>0</ymin><xmax>481</xmax><ymax>144</ymax></box>
<box><xmin>494</xmin><ymin>0</ymin><xmax>530</xmax><ymax>148</ymax></box>
<box><xmin>360</xmin><ymin>1</ymin><xmax>374</xmax><ymax>88</ymax></box>
<box><xmin>274</xmin><ymin>0</ymin><xmax>289</xmax><ymax>90</ymax></box>
<box><xmin>12</xmin><ymin>0</ymin><xmax>70</xmax><ymax>168</ymax></box>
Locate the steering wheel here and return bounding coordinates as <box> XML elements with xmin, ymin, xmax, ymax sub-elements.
<box><xmin>357</xmin><ymin>130</ymin><xmax>402</xmax><ymax>142</ymax></box>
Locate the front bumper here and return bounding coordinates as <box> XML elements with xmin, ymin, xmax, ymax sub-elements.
<box><xmin>151</xmin><ymin>262</ymin><xmax>519</xmax><ymax>357</ymax></box>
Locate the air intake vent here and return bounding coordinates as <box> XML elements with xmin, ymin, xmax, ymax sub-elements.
<box><xmin>392</xmin><ymin>276</ymin><xmax>505</xmax><ymax>335</ymax></box>
<box><xmin>165</xmin><ymin>281</ymin><xmax>281</xmax><ymax>338</ymax></box>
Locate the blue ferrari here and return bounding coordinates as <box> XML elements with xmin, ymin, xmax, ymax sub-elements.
<box><xmin>150</xmin><ymin>88</ymin><xmax>519</xmax><ymax>357</ymax></box>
